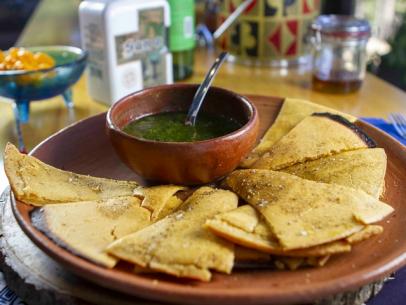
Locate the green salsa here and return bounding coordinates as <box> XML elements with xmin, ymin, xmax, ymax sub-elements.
<box><xmin>123</xmin><ymin>111</ymin><xmax>243</xmax><ymax>142</ymax></box>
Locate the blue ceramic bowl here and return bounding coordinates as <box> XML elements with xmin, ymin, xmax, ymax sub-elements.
<box><xmin>0</xmin><ymin>46</ymin><xmax>87</xmax><ymax>122</ymax></box>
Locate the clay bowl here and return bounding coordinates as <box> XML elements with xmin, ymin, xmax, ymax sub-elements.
<box><xmin>106</xmin><ymin>84</ymin><xmax>259</xmax><ymax>185</ymax></box>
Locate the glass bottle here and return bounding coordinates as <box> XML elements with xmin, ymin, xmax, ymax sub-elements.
<box><xmin>168</xmin><ymin>0</ymin><xmax>195</xmax><ymax>81</ymax></box>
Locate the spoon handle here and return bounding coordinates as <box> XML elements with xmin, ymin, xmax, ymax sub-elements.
<box><xmin>213</xmin><ymin>0</ymin><xmax>255</xmax><ymax>40</ymax></box>
<box><xmin>185</xmin><ymin>52</ymin><xmax>228</xmax><ymax>126</ymax></box>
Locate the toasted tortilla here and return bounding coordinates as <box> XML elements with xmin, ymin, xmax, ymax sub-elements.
<box><xmin>345</xmin><ymin>225</ymin><xmax>383</xmax><ymax>244</ymax></box>
<box><xmin>224</xmin><ymin>170</ymin><xmax>393</xmax><ymax>250</ymax></box>
<box><xmin>308</xmin><ymin>256</ymin><xmax>331</xmax><ymax>267</ymax></box>
<box><xmin>273</xmin><ymin>256</ymin><xmax>330</xmax><ymax>270</ymax></box>
<box><xmin>32</xmin><ymin>196</ymin><xmax>151</xmax><ymax>268</ymax></box>
<box><xmin>133</xmin><ymin>185</ymin><xmax>186</xmax><ymax>220</ymax></box>
<box><xmin>241</xmin><ymin>98</ymin><xmax>357</xmax><ymax>167</ymax></box>
<box><xmin>4</xmin><ymin>143</ymin><xmax>138</xmax><ymax>206</ymax></box>
<box><xmin>282</xmin><ymin>148</ymin><xmax>387</xmax><ymax>199</ymax></box>
<box><xmin>252</xmin><ymin>114</ymin><xmax>373</xmax><ymax>171</ymax></box>
<box><xmin>206</xmin><ymin>205</ymin><xmax>352</xmax><ymax>257</ymax></box>
<box><xmin>107</xmin><ymin>187</ymin><xmax>238</xmax><ymax>281</ymax></box>
<box><xmin>234</xmin><ymin>246</ymin><xmax>329</xmax><ymax>270</ymax></box>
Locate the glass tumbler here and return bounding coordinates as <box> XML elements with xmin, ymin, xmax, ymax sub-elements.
<box><xmin>311</xmin><ymin>15</ymin><xmax>370</xmax><ymax>93</ymax></box>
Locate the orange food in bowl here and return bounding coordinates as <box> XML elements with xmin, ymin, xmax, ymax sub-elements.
<box><xmin>0</xmin><ymin>47</ymin><xmax>55</xmax><ymax>71</ymax></box>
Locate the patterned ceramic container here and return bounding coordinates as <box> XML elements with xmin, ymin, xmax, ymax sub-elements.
<box><xmin>218</xmin><ymin>0</ymin><xmax>320</xmax><ymax>66</ymax></box>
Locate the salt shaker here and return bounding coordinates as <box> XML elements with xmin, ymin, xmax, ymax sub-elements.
<box><xmin>311</xmin><ymin>15</ymin><xmax>371</xmax><ymax>93</ymax></box>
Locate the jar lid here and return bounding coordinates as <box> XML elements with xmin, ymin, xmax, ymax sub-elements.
<box><xmin>311</xmin><ymin>15</ymin><xmax>371</xmax><ymax>39</ymax></box>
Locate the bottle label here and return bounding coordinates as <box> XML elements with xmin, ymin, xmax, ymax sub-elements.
<box><xmin>115</xmin><ymin>8</ymin><xmax>166</xmax><ymax>65</ymax></box>
<box><xmin>114</xmin><ymin>7</ymin><xmax>169</xmax><ymax>86</ymax></box>
<box><xmin>168</xmin><ymin>0</ymin><xmax>195</xmax><ymax>52</ymax></box>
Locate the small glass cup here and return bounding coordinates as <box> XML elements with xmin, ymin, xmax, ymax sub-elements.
<box><xmin>310</xmin><ymin>15</ymin><xmax>371</xmax><ymax>93</ymax></box>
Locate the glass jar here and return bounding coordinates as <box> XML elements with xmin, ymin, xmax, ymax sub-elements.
<box><xmin>311</xmin><ymin>15</ymin><xmax>371</xmax><ymax>93</ymax></box>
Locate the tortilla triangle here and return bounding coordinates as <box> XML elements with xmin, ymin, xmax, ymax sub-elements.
<box><xmin>282</xmin><ymin>148</ymin><xmax>387</xmax><ymax>198</ymax></box>
<box><xmin>133</xmin><ymin>185</ymin><xmax>186</xmax><ymax>221</ymax></box>
<box><xmin>206</xmin><ymin>205</ymin><xmax>352</xmax><ymax>257</ymax></box>
<box><xmin>234</xmin><ymin>246</ymin><xmax>330</xmax><ymax>270</ymax></box>
<box><xmin>107</xmin><ymin>187</ymin><xmax>238</xmax><ymax>281</ymax></box>
<box><xmin>241</xmin><ymin>98</ymin><xmax>357</xmax><ymax>167</ymax></box>
<box><xmin>4</xmin><ymin>143</ymin><xmax>138</xmax><ymax>206</ymax></box>
<box><xmin>224</xmin><ymin>170</ymin><xmax>393</xmax><ymax>250</ymax></box>
<box><xmin>32</xmin><ymin>196</ymin><xmax>151</xmax><ymax>268</ymax></box>
<box><xmin>252</xmin><ymin>114</ymin><xmax>374</xmax><ymax>170</ymax></box>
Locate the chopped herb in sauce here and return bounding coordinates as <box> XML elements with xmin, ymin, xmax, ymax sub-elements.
<box><xmin>123</xmin><ymin>111</ymin><xmax>242</xmax><ymax>142</ymax></box>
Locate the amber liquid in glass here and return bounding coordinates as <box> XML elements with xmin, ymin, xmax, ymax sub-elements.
<box><xmin>312</xmin><ymin>75</ymin><xmax>362</xmax><ymax>93</ymax></box>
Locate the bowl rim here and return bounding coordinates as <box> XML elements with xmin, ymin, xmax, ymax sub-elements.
<box><xmin>0</xmin><ymin>45</ymin><xmax>88</xmax><ymax>76</ymax></box>
<box><xmin>106</xmin><ymin>84</ymin><xmax>259</xmax><ymax>146</ymax></box>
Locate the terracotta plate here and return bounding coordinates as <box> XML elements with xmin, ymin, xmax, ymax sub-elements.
<box><xmin>11</xmin><ymin>96</ymin><xmax>406</xmax><ymax>305</ymax></box>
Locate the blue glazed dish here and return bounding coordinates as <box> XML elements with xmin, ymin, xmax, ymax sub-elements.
<box><xmin>0</xmin><ymin>46</ymin><xmax>87</xmax><ymax>123</ymax></box>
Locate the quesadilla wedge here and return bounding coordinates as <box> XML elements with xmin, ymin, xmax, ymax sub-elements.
<box><xmin>107</xmin><ymin>187</ymin><xmax>238</xmax><ymax>281</ymax></box>
<box><xmin>224</xmin><ymin>170</ymin><xmax>393</xmax><ymax>250</ymax></box>
<box><xmin>207</xmin><ymin>205</ymin><xmax>383</xmax><ymax>257</ymax></box>
<box><xmin>32</xmin><ymin>196</ymin><xmax>151</xmax><ymax>268</ymax></box>
<box><xmin>234</xmin><ymin>246</ymin><xmax>330</xmax><ymax>270</ymax></box>
<box><xmin>345</xmin><ymin>225</ymin><xmax>383</xmax><ymax>244</ymax></box>
<box><xmin>282</xmin><ymin>148</ymin><xmax>387</xmax><ymax>198</ymax></box>
<box><xmin>133</xmin><ymin>185</ymin><xmax>187</xmax><ymax>220</ymax></box>
<box><xmin>4</xmin><ymin>143</ymin><xmax>138</xmax><ymax>206</ymax></box>
<box><xmin>241</xmin><ymin>98</ymin><xmax>357</xmax><ymax>167</ymax></box>
<box><xmin>206</xmin><ymin>205</ymin><xmax>352</xmax><ymax>257</ymax></box>
<box><xmin>273</xmin><ymin>256</ymin><xmax>331</xmax><ymax>270</ymax></box>
<box><xmin>252</xmin><ymin>113</ymin><xmax>375</xmax><ymax>171</ymax></box>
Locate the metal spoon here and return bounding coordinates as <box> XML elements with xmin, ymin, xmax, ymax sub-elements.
<box><xmin>196</xmin><ymin>0</ymin><xmax>254</xmax><ymax>47</ymax></box>
<box><xmin>185</xmin><ymin>52</ymin><xmax>228</xmax><ymax>126</ymax></box>
<box><xmin>213</xmin><ymin>0</ymin><xmax>254</xmax><ymax>40</ymax></box>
